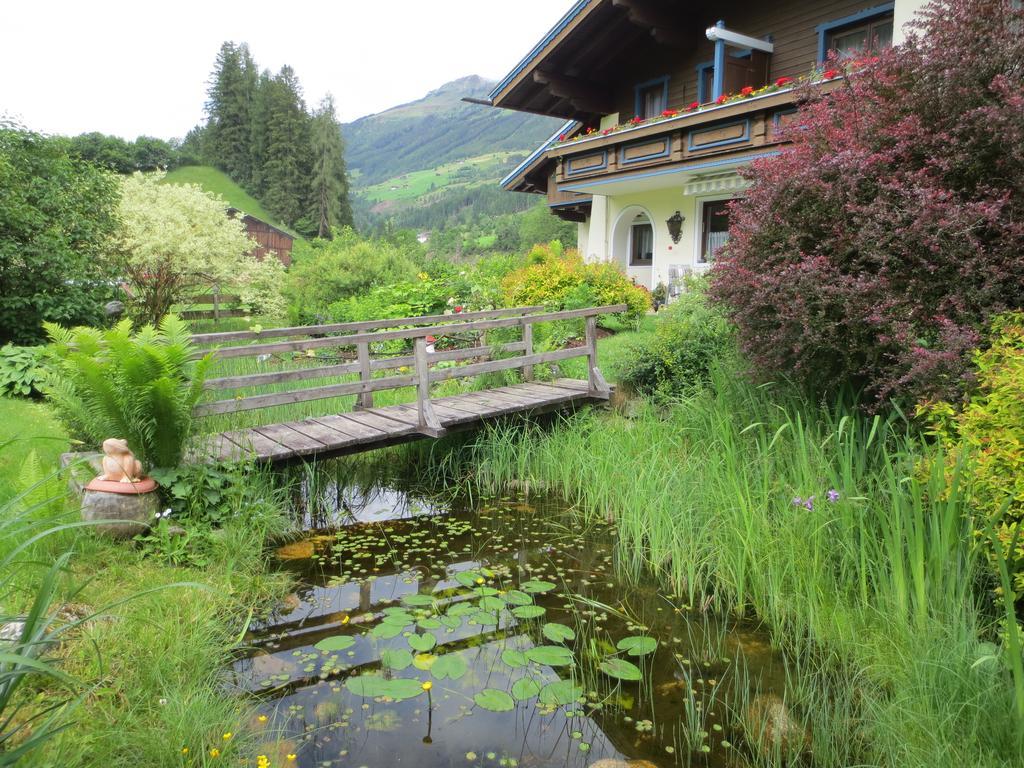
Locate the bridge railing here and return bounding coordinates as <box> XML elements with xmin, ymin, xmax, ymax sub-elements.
<box><xmin>191</xmin><ymin>304</ymin><xmax>625</xmax><ymax>436</ymax></box>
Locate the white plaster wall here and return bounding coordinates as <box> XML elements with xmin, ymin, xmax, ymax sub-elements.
<box><xmin>894</xmin><ymin>0</ymin><xmax>928</xmax><ymax>43</ymax></box>
<box><xmin>576</xmin><ymin>218</ymin><xmax>589</xmax><ymax>256</ymax></box>
<box><xmin>584</xmin><ymin>194</ymin><xmax>610</xmax><ymax>262</ymax></box>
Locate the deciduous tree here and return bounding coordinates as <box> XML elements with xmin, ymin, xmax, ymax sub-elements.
<box><xmin>110</xmin><ymin>173</ymin><xmax>285</xmax><ymax>325</ymax></box>
<box><xmin>0</xmin><ymin>125</ymin><xmax>119</xmax><ymax>344</ymax></box>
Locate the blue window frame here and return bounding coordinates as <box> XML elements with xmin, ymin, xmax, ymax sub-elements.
<box><xmin>695</xmin><ymin>61</ymin><xmax>713</xmax><ymax>104</ymax></box>
<box><xmin>634</xmin><ymin>75</ymin><xmax>670</xmax><ymax>119</ymax></box>
<box><xmin>816</xmin><ymin>3</ymin><xmax>896</xmax><ymax>63</ymax></box>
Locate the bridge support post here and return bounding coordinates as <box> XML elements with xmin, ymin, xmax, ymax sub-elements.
<box><xmin>414</xmin><ymin>337</ymin><xmax>446</xmax><ymax>437</ymax></box>
<box><xmin>585</xmin><ymin>316</ymin><xmax>611</xmax><ymax>399</ymax></box>
<box><xmin>356</xmin><ymin>341</ymin><xmax>373</xmax><ymax>410</ymax></box>
<box><xmin>521</xmin><ymin>321</ymin><xmax>534</xmax><ymax>382</ymax></box>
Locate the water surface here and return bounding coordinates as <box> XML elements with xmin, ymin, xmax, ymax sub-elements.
<box><xmin>233</xmin><ymin>483</ymin><xmax>787</xmax><ymax>767</ymax></box>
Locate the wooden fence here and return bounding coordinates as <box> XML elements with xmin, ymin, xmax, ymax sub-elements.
<box><xmin>191</xmin><ymin>304</ymin><xmax>623</xmax><ymax>437</ymax></box>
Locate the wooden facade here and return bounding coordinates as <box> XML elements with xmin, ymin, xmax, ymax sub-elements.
<box><xmin>228</xmin><ymin>208</ymin><xmax>295</xmax><ymax>267</ymax></box>
<box><xmin>494</xmin><ymin>0</ymin><xmax>891</xmax><ymax>197</ymax></box>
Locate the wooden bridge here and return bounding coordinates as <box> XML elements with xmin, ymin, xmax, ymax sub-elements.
<box><xmin>190</xmin><ymin>304</ymin><xmax>624</xmax><ymax>464</ymax></box>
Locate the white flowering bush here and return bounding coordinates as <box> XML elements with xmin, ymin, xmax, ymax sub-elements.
<box><xmin>110</xmin><ymin>172</ymin><xmax>285</xmax><ymax>325</ymax></box>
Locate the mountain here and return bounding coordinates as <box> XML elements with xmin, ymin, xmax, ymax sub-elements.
<box><xmin>343</xmin><ymin>75</ymin><xmax>563</xmax><ymax>188</ymax></box>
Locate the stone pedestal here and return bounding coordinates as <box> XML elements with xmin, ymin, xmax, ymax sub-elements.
<box><xmin>80</xmin><ymin>488</ymin><xmax>159</xmax><ymax>539</ymax></box>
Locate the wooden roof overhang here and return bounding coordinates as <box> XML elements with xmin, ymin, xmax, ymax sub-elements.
<box><xmin>489</xmin><ymin>0</ymin><xmax>706</xmax><ymax>123</ymax></box>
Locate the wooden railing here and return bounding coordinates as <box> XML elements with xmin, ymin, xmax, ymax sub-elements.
<box><xmin>180</xmin><ymin>292</ymin><xmax>245</xmax><ymax>322</ymax></box>
<box><xmin>192</xmin><ymin>304</ymin><xmax>623</xmax><ymax>436</ymax></box>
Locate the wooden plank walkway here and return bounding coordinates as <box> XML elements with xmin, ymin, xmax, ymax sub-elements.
<box><xmin>188</xmin><ymin>304</ymin><xmax>627</xmax><ymax>465</ymax></box>
<box><xmin>194</xmin><ymin>379</ymin><xmax>602</xmax><ymax>464</ymax></box>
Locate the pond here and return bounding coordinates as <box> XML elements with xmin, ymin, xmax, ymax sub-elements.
<box><xmin>232</xmin><ymin>480</ymin><xmax>791</xmax><ymax>768</ymax></box>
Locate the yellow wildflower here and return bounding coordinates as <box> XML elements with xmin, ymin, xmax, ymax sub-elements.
<box><xmin>287</xmin><ymin>755</ymin><xmax>297</xmax><ymax>762</ymax></box>
<box><xmin>181</xmin><ymin>747</ymin><xmax>189</xmax><ymax>755</ymax></box>
<box><xmin>257</xmin><ymin>714</ymin><xmax>268</xmax><ymax>723</ymax></box>
<box><xmin>421</xmin><ymin>680</ymin><xmax>433</xmax><ymax>691</ymax></box>
<box><xmin>210</xmin><ymin>747</ymin><xmax>220</xmax><ymax>758</ymax></box>
<box><xmin>222</xmin><ymin>732</ymin><xmax>233</xmax><ymax>740</ymax></box>
<box><xmin>340</xmin><ymin>614</ymin><xmax>350</xmax><ymax>624</ymax></box>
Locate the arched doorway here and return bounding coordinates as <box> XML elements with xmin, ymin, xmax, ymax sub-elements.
<box><xmin>611</xmin><ymin>206</ymin><xmax>655</xmax><ymax>290</ymax></box>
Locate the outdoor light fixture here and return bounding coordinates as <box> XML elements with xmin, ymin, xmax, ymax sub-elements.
<box><xmin>666</xmin><ymin>211</ymin><xmax>685</xmax><ymax>244</ymax></box>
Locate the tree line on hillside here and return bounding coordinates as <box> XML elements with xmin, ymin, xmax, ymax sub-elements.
<box><xmin>67</xmin><ymin>133</ymin><xmax>192</xmax><ymax>174</ymax></box>
<box><xmin>187</xmin><ymin>42</ymin><xmax>352</xmax><ymax>238</ymax></box>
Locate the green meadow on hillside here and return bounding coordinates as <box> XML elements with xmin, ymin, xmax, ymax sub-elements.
<box><xmin>360</xmin><ymin>152</ymin><xmax>523</xmax><ymax>204</ymax></box>
<box><xmin>162</xmin><ymin>166</ymin><xmax>295</xmax><ymax>234</ymax></box>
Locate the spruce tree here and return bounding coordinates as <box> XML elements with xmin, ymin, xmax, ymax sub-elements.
<box><xmin>204</xmin><ymin>42</ymin><xmax>256</xmax><ymax>185</ymax></box>
<box><xmin>256</xmin><ymin>66</ymin><xmax>314</xmax><ymax>229</ymax></box>
<box><xmin>308</xmin><ymin>95</ymin><xmax>353</xmax><ymax>238</ymax></box>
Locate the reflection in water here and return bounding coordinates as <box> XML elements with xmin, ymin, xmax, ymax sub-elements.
<box><xmin>233</xmin><ymin>483</ymin><xmax>789</xmax><ymax>768</ymax></box>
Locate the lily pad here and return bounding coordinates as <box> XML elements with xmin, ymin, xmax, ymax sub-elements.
<box><xmin>538</xmin><ymin>679</ymin><xmax>583</xmax><ymax>706</ymax></box>
<box><xmin>477</xmin><ymin>596</ymin><xmax>507</xmax><ymax>612</ymax></box>
<box><xmin>455</xmin><ymin>571</ymin><xmax>485</xmax><ymax>588</ymax></box>
<box><xmin>542</xmin><ymin>623</ymin><xmax>576</xmax><ymax>643</ymax></box>
<box><xmin>439</xmin><ymin>615</ymin><xmax>463</xmax><ymax>630</ymax></box>
<box><xmin>381</xmin><ymin>648</ymin><xmax>413</xmax><ymax>671</ymax></box>
<box><xmin>510</xmin><ymin>605</ymin><xmax>546</xmax><ymax>619</ymax></box>
<box><xmin>520</xmin><ymin>580</ymin><xmax>557</xmax><ymax>593</ymax></box>
<box><xmin>474</xmin><ymin>688</ymin><xmax>515</xmax><ymax>712</ymax></box>
<box><xmin>314</xmin><ymin>635</ymin><xmax>356</xmax><ymax>652</ymax></box>
<box><xmin>616</xmin><ymin>635</ymin><xmax>657</xmax><ymax>657</ymax></box>
<box><xmin>471</xmin><ymin>611</ymin><xmax>499</xmax><ymax>626</ymax></box>
<box><xmin>599</xmin><ymin>657</ymin><xmax>642</xmax><ymax>681</ymax></box>
<box><xmin>525</xmin><ymin>645</ymin><xmax>574</xmax><ymax>666</ymax></box>
<box><xmin>505</xmin><ymin>590</ymin><xmax>534</xmax><ymax>606</ymax></box>
<box><xmin>430</xmin><ymin>653</ymin><xmax>468</xmax><ymax>680</ymax></box>
<box><xmin>386</xmin><ymin>678</ymin><xmax>428</xmax><ymax>701</ymax></box>
<box><xmin>417</xmin><ymin>617</ymin><xmax>442</xmax><ymax>630</ymax></box>
<box><xmin>511</xmin><ymin>676</ymin><xmax>542</xmax><ymax>701</ymax></box>
<box><xmin>401</xmin><ymin>593</ymin><xmax>436</xmax><ymax>608</ymax></box>
<box><xmin>501</xmin><ymin>648</ymin><xmax>528</xmax><ymax>668</ymax></box>
<box><xmin>407</xmin><ymin>633</ymin><xmax>437</xmax><ymax>652</ymax></box>
<box><xmin>412</xmin><ymin>653</ymin><xmax>437</xmax><ymax>671</ymax></box>
<box><xmin>447</xmin><ymin>602</ymin><xmax>477</xmax><ymax>617</ymax></box>
<box><xmin>345</xmin><ymin>674</ymin><xmax>420</xmax><ymax>699</ymax></box>
<box><xmin>370</xmin><ymin>622</ymin><xmax>406</xmax><ymax>640</ymax></box>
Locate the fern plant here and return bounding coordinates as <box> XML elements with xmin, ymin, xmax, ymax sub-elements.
<box><xmin>43</xmin><ymin>315</ymin><xmax>212</xmax><ymax>469</ymax></box>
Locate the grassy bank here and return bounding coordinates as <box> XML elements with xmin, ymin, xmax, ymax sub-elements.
<box><xmin>416</xmin><ymin>356</ymin><xmax>1023</xmax><ymax>767</ymax></box>
<box><xmin>0</xmin><ymin>397</ymin><xmax>293</xmax><ymax>767</ymax></box>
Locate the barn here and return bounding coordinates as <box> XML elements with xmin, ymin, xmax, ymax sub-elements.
<box><xmin>227</xmin><ymin>207</ymin><xmax>295</xmax><ymax>267</ymax></box>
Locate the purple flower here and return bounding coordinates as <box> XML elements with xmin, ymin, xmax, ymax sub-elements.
<box><xmin>827</xmin><ymin>489</ymin><xmax>840</xmax><ymax>503</ymax></box>
<box><xmin>791</xmin><ymin>497</ymin><xmax>803</xmax><ymax>507</ymax></box>
<box><xmin>803</xmin><ymin>496</ymin><xmax>815</xmax><ymax>511</ymax></box>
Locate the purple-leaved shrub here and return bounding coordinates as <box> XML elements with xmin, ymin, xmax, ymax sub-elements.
<box><xmin>710</xmin><ymin>0</ymin><xmax>1024</xmax><ymax>405</ymax></box>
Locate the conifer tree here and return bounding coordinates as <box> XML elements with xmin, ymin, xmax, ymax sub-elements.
<box><xmin>204</xmin><ymin>42</ymin><xmax>257</xmax><ymax>185</ymax></box>
<box><xmin>255</xmin><ymin>66</ymin><xmax>314</xmax><ymax>229</ymax></box>
<box><xmin>308</xmin><ymin>95</ymin><xmax>353</xmax><ymax>238</ymax></box>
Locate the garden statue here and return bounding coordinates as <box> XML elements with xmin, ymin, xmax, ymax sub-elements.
<box><xmin>81</xmin><ymin>438</ymin><xmax>159</xmax><ymax>539</ymax></box>
<box><xmin>97</xmin><ymin>438</ymin><xmax>144</xmax><ymax>483</ymax></box>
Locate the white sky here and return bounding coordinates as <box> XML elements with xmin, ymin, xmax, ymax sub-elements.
<box><xmin>1</xmin><ymin>0</ymin><xmax>577</xmax><ymax>140</ymax></box>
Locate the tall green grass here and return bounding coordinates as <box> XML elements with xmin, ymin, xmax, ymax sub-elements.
<box><xmin>422</xmin><ymin>359</ymin><xmax>1023</xmax><ymax>767</ymax></box>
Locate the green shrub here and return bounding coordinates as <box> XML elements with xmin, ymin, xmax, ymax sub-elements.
<box><xmin>0</xmin><ymin>344</ymin><xmax>51</xmax><ymax>397</ymax></box>
<box><xmin>501</xmin><ymin>244</ymin><xmax>650</xmax><ymax>326</ymax></box>
<box><xmin>614</xmin><ymin>280</ymin><xmax>735</xmax><ymax>398</ymax></box>
<box><xmin>43</xmin><ymin>315</ymin><xmax>212</xmax><ymax>469</ymax></box>
<box><xmin>286</xmin><ymin>228</ymin><xmax>421</xmax><ymax>322</ymax></box>
<box><xmin>920</xmin><ymin>311</ymin><xmax>1024</xmax><ymax>600</ymax></box>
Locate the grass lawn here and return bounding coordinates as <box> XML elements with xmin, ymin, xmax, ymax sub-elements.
<box><xmin>0</xmin><ymin>397</ymin><xmax>68</xmax><ymax>501</ymax></box>
<box><xmin>359</xmin><ymin>152</ymin><xmax>518</xmax><ymax>203</ymax></box>
<box><xmin>0</xmin><ymin>397</ymin><xmax>293</xmax><ymax>767</ymax></box>
<box><xmin>162</xmin><ymin>166</ymin><xmax>295</xmax><ymax>236</ymax></box>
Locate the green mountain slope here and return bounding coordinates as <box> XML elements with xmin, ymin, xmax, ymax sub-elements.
<box><xmin>345</xmin><ymin>75</ymin><xmax>562</xmax><ymax>231</ymax></box>
<box><xmin>161</xmin><ymin>166</ymin><xmax>295</xmax><ymax>234</ymax></box>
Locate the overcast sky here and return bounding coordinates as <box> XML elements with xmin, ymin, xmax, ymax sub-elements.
<box><xmin>1</xmin><ymin>0</ymin><xmax>577</xmax><ymax>140</ymax></box>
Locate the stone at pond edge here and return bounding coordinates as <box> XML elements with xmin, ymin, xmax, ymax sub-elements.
<box><xmin>81</xmin><ymin>486</ymin><xmax>159</xmax><ymax>539</ymax></box>
<box><xmin>743</xmin><ymin>693</ymin><xmax>811</xmax><ymax>756</ymax></box>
